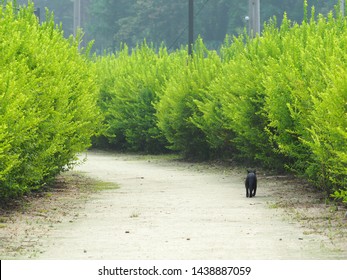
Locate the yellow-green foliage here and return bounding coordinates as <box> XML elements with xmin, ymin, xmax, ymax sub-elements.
<box><xmin>156</xmin><ymin>38</ymin><xmax>222</xmax><ymax>158</ymax></box>
<box><xmin>262</xmin><ymin>9</ymin><xmax>347</xmax><ymax>193</ymax></box>
<box><xmin>0</xmin><ymin>2</ymin><xmax>100</xmax><ymax>199</ymax></box>
<box><xmin>209</xmin><ymin>26</ymin><xmax>284</xmax><ymax>165</ymax></box>
<box><xmin>95</xmin><ymin>42</ymin><xmax>172</xmax><ymax>153</ymax></box>
<box><xmin>96</xmin><ymin>3</ymin><xmax>347</xmax><ymax>200</ymax></box>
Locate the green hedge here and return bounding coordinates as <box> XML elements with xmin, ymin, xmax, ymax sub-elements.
<box><xmin>0</xmin><ymin>2</ymin><xmax>101</xmax><ymax>199</ymax></box>
<box><xmin>95</xmin><ymin>2</ymin><xmax>347</xmax><ymax>200</ymax></box>
<box><xmin>95</xmin><ymin>43</ymin><xmax>171</xmax><ymax>153</ymax></box>
<box><xmin>262</xmin><ymin>10</ymin><xmax>347</xmax><ymax>192</ymax></box>
<box><xmin>156</xmin><ymin>38</ymin><xmax>223</xmax><ymax>158</ymax></box>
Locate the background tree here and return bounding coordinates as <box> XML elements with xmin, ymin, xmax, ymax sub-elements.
<box><xmin>17</xmin><ymin>0</ymin><xmax>75</xmax><ymax>35</ymax></box>
<box><xmin>14</xmin><ymin>0</ymin><xmax>338</xmax><ymax>52</ymax></box>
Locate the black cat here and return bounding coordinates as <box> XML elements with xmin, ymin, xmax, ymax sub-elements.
<box><xmin>245</xmin><ymin>170</ymin><xmax>257</xmax><ymax>198</ymax></box>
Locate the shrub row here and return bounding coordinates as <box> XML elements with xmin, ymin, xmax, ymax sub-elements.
<box><xmin>0</xmin><ymin>2</ymin><xmax>101</xmax><ymax>199</ymax></box>
<box><xmin>95</xmin><ymin>43</ymin><xmax>172</xmax><ymax>153</ymax></box>
<box><xmin>96</xmin><ymin>5</ymin><xmax>347</xmax><ymax>199</ymax></box>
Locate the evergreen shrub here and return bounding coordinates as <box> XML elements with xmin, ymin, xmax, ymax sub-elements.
<box><xmin>0</xmin><ymin>2</ymin><xmax>100</xmax><ymax>199</ymax></box>
<box><xmin>95</xmin><ymin>2</ymin><xmax>347</xmax><ymax>200</ymax></box>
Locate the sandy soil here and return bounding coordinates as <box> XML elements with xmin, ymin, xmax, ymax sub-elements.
<box><xmin>1</xmin><ymin>150</ymin><xmax>347</xmax><ymax>260</ymax></box>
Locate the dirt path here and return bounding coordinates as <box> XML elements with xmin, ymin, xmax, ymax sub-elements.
<box><xmin>26</xmin><ymin>150</ymin><xmax>344</xmax><ymax>260</ymax></box>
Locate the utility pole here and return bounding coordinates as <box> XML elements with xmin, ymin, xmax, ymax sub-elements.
<box><xmin>341</xmin><ymin>0</ymin><xmax>345</xmax><ymax>17</ymax></box>
<box><xmin>73</xmin><ymin>0</ymin><xmax>81</xmax><ymax>37</ymax></box>
<box><xmin>188</xmin><ymin>0</ymin><xmax>194</xmax><ymax>56</ymax></box>
<box><xmin>248</xmin><ymin>0</ymin><xmax>260</xmax><ymax>37</ymax></box>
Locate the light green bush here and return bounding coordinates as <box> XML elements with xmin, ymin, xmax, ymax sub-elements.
<box><xmin>95</xmin><ymin>42</ymin><xmax>171</xmax><ymax>153</ymax></box>
<box><xmin>94</xmin><ymin>2</ymin><xmax>347</xmax><ymax>201</ymax></box>
<box><xmin>0</xmin><ymin>2</ymin><xmax>100</xmax><ymax>199</ymax></box>
<box><xmin>156</xmin><ymin>38</ymin><xmax>222</xmax><ymax>158</ymax></box>
<box><xmin>205</xmin><ymin>20</ymin><xmax>286</xmax><ymax>166</ymax></box>
<box><xmin>263</xmin><ymin>9</ymin><xmax>347</xmax><ymax>194</ymax></box>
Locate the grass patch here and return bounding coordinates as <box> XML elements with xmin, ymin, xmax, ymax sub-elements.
<box><xmin>130</xmin><ymin>212</ymin><xmax>140</xmax><ymax>218</ymax></box>
<box><xmin>54</xmin><ymin>171</ymin><xmax>119</xmax><ymax>193</ymax></box>
<box><xmin>92</xmin><ymin>180</ymin><xmax>119</xmax><ymax>192</ymax></box>
<box><xmin>267</xmin><ymin>202</ymin><xmax>281</xmax><ymax>209</ymax></box>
